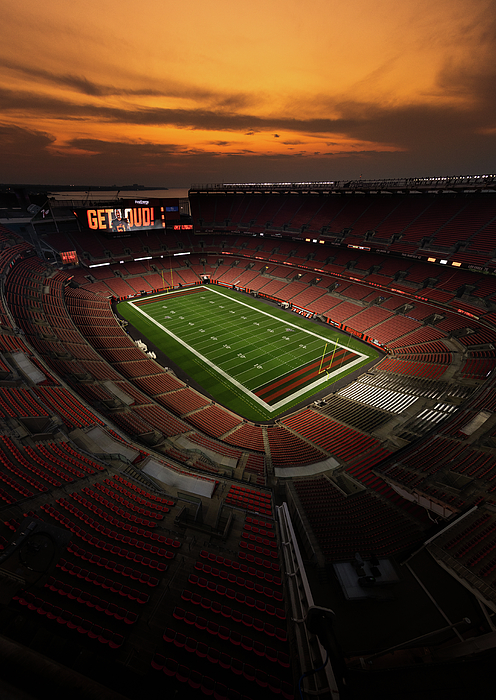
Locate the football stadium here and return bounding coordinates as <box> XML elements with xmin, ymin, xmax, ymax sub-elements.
<box><xmin>1</xmin><ymin>176</ymin><xmax>496</xmax><ymax>699</ymax></box>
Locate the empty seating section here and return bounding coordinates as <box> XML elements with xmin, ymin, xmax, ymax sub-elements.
<box><xmin>391</xmin><ymin>352</ymin><xmax>452</xmax><ymax>367</ymax></box>
<box><xmin>307</xmin><ymin>294</ymin><xmax>343</xmax><ymax>316</ymax></box>
<box><xmin>457</xmin><ymin>327</ymin><xmax>496</xmax><ymax>347</ymax></box>
<box><xmin>378</xmin><ymin>294</ymin><xmax>408</xmax><ymax>311</ymax></box>
<box><xmin>243</xmin><ymin>453</ymin><xmax>266</xmax><ymax>484</ymax></box>
<box><xmin>393</xmin><ymin>341</ymin><xmax>450</xmax><ymax>356</ymax></box>
<box><xmin>33</xmin><ymin>386</ymin><xmax>104</xmax><ymax>428</ymax></box>
<box><xmin>225</xmin><ymin>486</ymin><xmax>272</xmax><ymax>516</ymax></box>
<box><xmin>154</xmin><ymin>537</ymin><xmax>291</xmax><ymax>698</ymax></box>
<box><xmin>288</xmin><ymin>285</ymin><xmax>327</xmax><ymax>308</ymax></box>
<box><xmin>461</xmin><ymin>356</ymin><xmax>495</xmax><ymax>379</ymax></box>
<box><xmin>292</xmin><ymin>478</ymin><xmax>424</xmax><ymax>559</ymax></box>
<box><xmin>108</xmin><ymin>410</ymin><xmax>154</xmax><ymax>436</ymax></box>
<box><xmin>362</xmin><ymin>315</ymin><xmax>421</xmax><ymax>345</ymax></box>
<box><xmin>258</xmin><ymin>279</ymin><xmax>288</xmax><ymax>297</ymax></box>
<box><xmin>374</xmin><ymin>418</ymin><xmax>496</xmax><ymax>547</ymax></box>
<box><xmin>436</xmin><ymin>314</ymin><xmax>478</xmax><ymax>334</ymax></box>
<box><xmin>311</xmin><ymin>395</ymin><xmax>390</xmax><ymax>433</ymax></box>
<box><xmin>185</xmin><ymin>404</ymin><xmax>242</xmax><ymax>438</ymax></box>
<box><xmin>225</xmin><ymin>424</ymin><xmax>266</xmax><ymax>452</ymax></box>
<box><xmin>156</xmin><ymin>387</ymin><xmax>211</xmax><ymax>414</ymax></box>
<box><xmin>324</xmin><ymin>301</ymin><xmax>361</xmax><ymax>323</ymax></box>
<box><xmin>339</xmin><ymin>283</ymin><xmax>371</xmax><ymax>301</ymax></box>
<box><xmin>131</xmin><ymin>404</ymin><xmax>190</xmax><ymax>436</ymax></box>
<box><xmin>266</xmin><ymin>426</ymin><xmax>327</xmax><ymax>466</ymax></box>
<box><xmin>281</xmin><ymin>409</ymin><xmax>381</xmax><ymax>462</ymax></box>
<box><xmin>275</xmin><ymin>280</ymin><xmax>307</xmax><ymax>302</ymax></box>
<box><xmin>133</xmin><ymin>372</ymin><xmax>185</xmax><ymax>394</ymax></box>
<box><xmin>345</xmin><ymin>306</ymin><xmax>393</xmax><ymax>332</ymax></box>
<box><xmin>375</xmin><ymin>357</ymin><xmax>448</xmax><ymax>379</ymax></box>
<box><xmin>431</xmin><ymin>510</ymin><xmax>496</xmax><ymax>583</ymax></box>
<box><xmin>0</xmin><ymin>456</ymin><xmax>187</xmax><ymax>660</ymax></box>
<box><xmin>387</xmin><ymin>326</ymin><xmax>448</xmax><ymax>349</ymax></box>
<box><xmin>187</xmin><ymin>433</ymin><xmax>242</xmax><ymax>461</ymax></box>
<box><xmin>0</xmin><ymin>387</ymin><xmax>48</xmax><ymax>418</ymax></box>
<box><xmin>335</xmin><ymin>380</ymin><xmax>418</xmax><ymax>414</ymax></box>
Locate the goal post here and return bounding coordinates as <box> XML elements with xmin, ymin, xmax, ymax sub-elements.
<box><xmin>318</xmin><ymin>339</ymin><xmax>339</xmax><ymax>375</ymax></box>
<box><xmin>325</xmin><ymin>339</ymin><xmax>339</xmax><ymax>375</ymax></box>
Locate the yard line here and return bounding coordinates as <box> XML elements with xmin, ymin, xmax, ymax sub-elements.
<box><xmin>128</xmin><ymin>286</ymin><xmax>370</xmax><ymax>412</ymax></box>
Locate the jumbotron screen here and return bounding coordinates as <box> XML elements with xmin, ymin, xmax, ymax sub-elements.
<box><xmin>74</xmin><ymin>198</ymin><xmax>180</xmax><ymax>234</ymax></box>
<box><xmin>60</xmin><ymin>250</ymin><xmax>78</xmax><ymax>264</ymax></box>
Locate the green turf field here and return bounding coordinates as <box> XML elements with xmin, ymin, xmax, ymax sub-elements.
<box><xmin>116</xmin><ymin>285</ymin><xmax>379</xmax><ymax>421</ymax></box>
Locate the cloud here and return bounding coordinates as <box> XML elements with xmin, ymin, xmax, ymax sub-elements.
<box><xmin>0</xmin><ymin>126</ymin><xmax>490</xmax><ymax>187</ymax></box>
<box><xmin>0</xmin><ymin>123</ymin><xmax>55</xmax><ymax>159</ymax></box>
<box><xmin>2</xmin><ymin>2</ymin><xmax>496</xmax><ymax>188</ymax></box>
<box><xmin>1</xmin><ymin>76</ymin><xmax>493</xmax><ymax>167</ymax></box>
<box><xmin>0</xmin><ymin>59</ymin><xmax>158</xmax><ymax>98</ymax></box>
<box><xmin>0</xmin><ymin>57</ymin><xmax>255</xmax><ymax>109</ymax></box>
<box><xmin>0</xmin><ymin>85</ymin><xmax>311</xmax><ymax>131</ymax></box>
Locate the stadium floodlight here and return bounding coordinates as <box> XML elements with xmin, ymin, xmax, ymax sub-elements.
<box><xmin>174</xmin><ymin>252</ymin><xmax>191</xmax><ymax>256</ymax></box>
<box><xmin>134</xmin><ymin>256</ymin><xmax>152</xmax><ymax>261</ymax></box>
<box><xmin>89</xmin><ymin>262</ymin><xmax>111</xmax><ymax>268</ymax></box>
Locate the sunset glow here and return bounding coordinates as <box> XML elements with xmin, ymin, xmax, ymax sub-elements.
<box><xmin>1</xmin><ymin>0</ymin><xmax>495</xmax><ymax>184</ymax></box>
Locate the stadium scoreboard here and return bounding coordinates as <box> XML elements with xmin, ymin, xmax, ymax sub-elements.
<box><xmin>60</xmin><ymin>250</ymin><xmax>78</xmax><ymax>265</ymax></box>
<box><xmin>74</xmin><ymin>198</ymin><xmax>182</xmax><ymax>235</ymax></box>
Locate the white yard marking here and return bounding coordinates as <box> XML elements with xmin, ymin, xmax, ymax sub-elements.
<box><xmin>129</xmin><ymin>286</ymin><xmax>368</xmax><ymax>412</ymax></box>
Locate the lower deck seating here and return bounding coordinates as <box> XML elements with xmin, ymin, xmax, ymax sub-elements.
<box><xmin>281</xmin><ymin>410</ymin><xmax>381</xmax><ymax>462</ymax></box>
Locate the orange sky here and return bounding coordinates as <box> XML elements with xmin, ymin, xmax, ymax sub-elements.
<box><xmin>1</xmin><ymin>0</ymin><xmax>495</xmax><ymax>184</ymax></box>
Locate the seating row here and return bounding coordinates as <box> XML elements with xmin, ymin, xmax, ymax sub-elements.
<box><xmin>56</xmin><ymin>557</ymin><xmax>149</xmax><ymax>603</ymax></box>
<box><xmin>195</xmin><ymin>559</ymin><xmax>281</xmax><ymax>586</ymax></box>
<box><xmin>179</xmin><ymin>593</ymin><xmax>285</xmax><ymax>641</ymax></box>
<box><xmin>243</xmin><ymin>523</ymin><xmax>275</xmax><ymax>538</ymax></box>
<box><xmin>88</xmin><ymin>484</ymin><xmax>166</xmax><ymax>517</ymax></box>
<box><xmin>155</xmin><ymin>635</ymin><xmax>293</xmax><ymax>696</ymax></box>
<box><xmin>66</xmin><ymin>542</ymin><xmax>164</xmax><ymax>584</ymax></box>
<box><xmin>162</xmin><ymin>628</ymin><xmax>289</xmax><ymax>673</ymax></box>
<box><xmin>239</xmin><ymin>541</ymin><xmax>279</xmax><ymax>559</ymax></box>
<box><xmin>13</xmin><ymin>592</ymin><xmax>124</xmax><ymax>648</ymax></box>
<box><xmin>112</xmin><ymin>473</ymin><xmax>175</xmax><ymax>506</ymax></box>
<box><xmin>182</xmin><ymin>587</ymin><xmax>285</xmax><ymax>619</ymax></box>
<box><xmin>42</xmin><ymin>507</ymin><xmax>170</xmax><ymax>572</ymax></box>
<box><xmin>238</xmin><ymin>551</ymin><xmax>280</xmax><ymax>572</ymax></box>
<box><xmin>44</xmin><ymin>576</ymin><xmax>138</xmax><ymax>624</ymax></box>
<box><xmin>54</xmin><ymin>497</ymin><xmax>157</xmax><ymax>537</ymax></box>
<box><xmin>100</xmin><ymin>479</ymin><xmax>170</xmax><ymax>512</ymax></box>
<box><xmin>0</xmin><ymin>469</ymin><xmax>34</xmax><ymax>500</ymax></box>
<box><xmin>152</xmin><ymin>654</ymin><xmax>294</xmax><ymax>699</ymax></box>
<box><xmin>77</xmin><ymin>487</ymin><xmax>163</xmax><ymax>524</ymax></box>
<box><xmin>170</xmin><ymin>608</ymin><xmax>289</xmax><ymax>660</ymax></box>
<box><xmin>51</xmin><ymin>441</ymin><xmax>105</xmax><ymax>473</ymax></box>
<box><xmin>241</xmin><ymin>532</ymin><xmax>277</xmax><ymax>550</ymax></box>
<box><xmin>24</xmin><ymin>444</ymin><xmax>92</xmax><ymax>480</ymax></box>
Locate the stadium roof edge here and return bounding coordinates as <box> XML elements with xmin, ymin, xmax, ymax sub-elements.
<box><xmin>189</xmin><ymin>174</ymin><xmax>496</xmax><ymax>194</ymax></box>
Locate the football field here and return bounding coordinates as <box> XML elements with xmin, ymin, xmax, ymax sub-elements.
<box><xmin>117</xmin><ymin>285</ymin><xmax>379</xmax><ymax>421</ymax></box>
